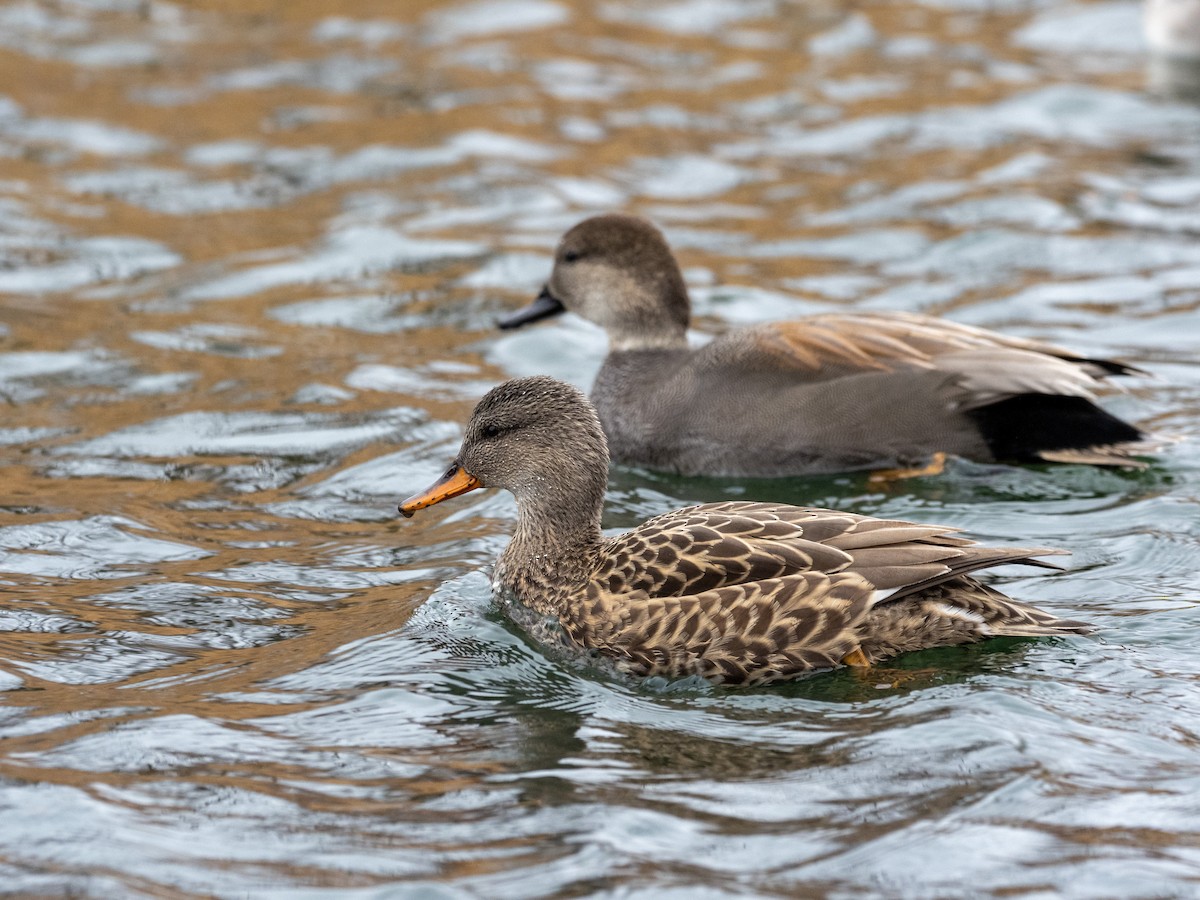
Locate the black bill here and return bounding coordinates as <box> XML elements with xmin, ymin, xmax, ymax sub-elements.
<box><xmin>497</xmin><ymin>286</ymin><xmax>566</xmax><ymax>330</ymax></box>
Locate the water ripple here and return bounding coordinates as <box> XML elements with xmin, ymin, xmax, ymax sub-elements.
<box><xmin>0</xmin><ymin>0</ymin><xmax>1199</xmax><ymax>895</ymax></box>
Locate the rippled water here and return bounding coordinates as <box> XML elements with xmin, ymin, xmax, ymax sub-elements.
<box><xmin>2</xmin><ymin>0</ymin><xmax>1200</xmax><ymax>896</ymax></box>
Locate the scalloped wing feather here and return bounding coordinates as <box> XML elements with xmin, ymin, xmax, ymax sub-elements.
<box><xmin>577</xmin><ymin>501</ymin><xmax>1082</xmax><ymax>682</ymax></box>
<box><xmin>592</xmin><ymin>571</ymin><xmax>877</xmax><ymax>684</ymax></box>
<box><xmin>597</xmin><ymin>502</ymin><xmax>1062</xmax><ymax>602</ymax></box>
<box><xmin>598</xmin><ymin>505</ymin><xmax>855</xmax><ymax>598</ymax></box>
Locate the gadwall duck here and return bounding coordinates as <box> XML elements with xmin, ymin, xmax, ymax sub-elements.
<box><xmin>499</xmin><ymin>214</ymin><xmax>1151</xmax><ymax>478</ymax></box>
<box><xmin>400</xmin><ymin>376</ymin><xmax>1091</xmax><ymax>686</ymax></box>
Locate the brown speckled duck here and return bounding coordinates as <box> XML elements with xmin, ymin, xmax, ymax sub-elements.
<box><xmin>499</xmin><ymin>213</ymin><xmax>1152</xmax><ymax>477</ymax></box>
<box><xmin>400</xmin><ymin>376</ymin><xmax>1091</xmax><ymax>686</ymax></box>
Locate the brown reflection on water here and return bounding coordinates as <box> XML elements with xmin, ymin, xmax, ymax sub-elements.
<box><xmin>0</xmin><ymin>0</ymin><xmax>1199</xmax><ymax>894</ymax></box>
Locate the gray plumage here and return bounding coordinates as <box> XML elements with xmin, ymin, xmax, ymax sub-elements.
<box><xmin>499</xmin><ymin>213</ymin><xmax>1153</xmax><ymax>477</ymax></box>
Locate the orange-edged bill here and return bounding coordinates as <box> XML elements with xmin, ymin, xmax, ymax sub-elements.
<box><xmin>399</xmin><ymin>463</ymin><xmax>482</xmax><ymax>517</ymax></box>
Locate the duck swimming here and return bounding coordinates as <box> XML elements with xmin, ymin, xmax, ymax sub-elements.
<box><xmin>499</xmin><ymin>214</ymin><xmax>1151</xmax><ymax>478</ymax></box>
<box><xmin>400</xmin><ymin>376</ymin><xmax>1092</xmax><ymax>686</ymax></box>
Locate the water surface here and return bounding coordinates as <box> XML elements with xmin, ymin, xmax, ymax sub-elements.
<box><xmin>2</xmin><ymin>0</ymin><xmax>1200</xmax><ymax>896</ymax></box>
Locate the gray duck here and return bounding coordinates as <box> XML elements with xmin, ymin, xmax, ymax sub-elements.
<box><xmin>499</xmin><ymin>213</ymin><xmax>1152</xmax><ymax>478</ymax></box>
<box><xmin>400</xmin><ymin>376</ymin><xmax>1091</xmax><ymax>686</ymax></box>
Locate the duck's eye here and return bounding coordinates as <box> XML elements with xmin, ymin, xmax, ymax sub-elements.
<box><xmin>480</xmin><ymin>423</ymin><xmax>502</xmax><ymax>439</ymax></box>
<box><xmin>562</xmin><ymin>250</ymin><xmax>581</xmax><ymax>263</ymax></box>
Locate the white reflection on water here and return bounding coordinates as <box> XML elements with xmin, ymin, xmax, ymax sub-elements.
<box><xmin>0</xmin><ymin>516</ymin><xmax>210</xmax><ymax>579</ymax></box>
<box><xmin>63</xmin><ymin>408</ymin><xmax>423</xmax><ymax>459</ymax></box>
<box><xmin>1</xmin><ymin>0</ymin><xmax>1200</xmax><ymax>896</ymax></box>
<box><xmin>184</xmin><ymin>227</ymin><xmax>485</xmax><ymax>301</ymax></box>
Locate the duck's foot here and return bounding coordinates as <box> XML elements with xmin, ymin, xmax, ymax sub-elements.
<box><xmin>868</xmin><ymin>452</ymin><xmax>947</xmax><ymax>483</ymax></box>
<box><xmin>842</xmin><ymin>648</ymin><xmax>938</xmax><ymax>688</ymax></box>
<box><xmin>842</xmin><ymin>647</ymin><xmax>871</xmax><ymax>667</ymax></box>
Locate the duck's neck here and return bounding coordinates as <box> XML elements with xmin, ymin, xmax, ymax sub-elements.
<box><xmin>606</xmin><ymin>319</ymin><xmax>689</xmax><ymax>353</ymax></box>
<box><xmin>603</xmin><ymin>274</ymin><xmax>691</xmax><ymax>350</ymax></box>
<box><xmin>495</xmin><ymin>483</ymin><xmax>605</xmax><ymax>618</ymax></box>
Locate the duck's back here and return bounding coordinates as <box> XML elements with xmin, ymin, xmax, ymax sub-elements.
<box><xmin>591</xmin><ymin>329</ymin><xmax>987</xmax><ymax>475</ymax></box>
<box><xmin>590</xmin><ymin>313</ymin><xmax>1146</xmax><ymax>477</ymax></box>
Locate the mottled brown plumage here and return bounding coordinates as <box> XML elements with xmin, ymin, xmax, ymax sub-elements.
<box><xmin>498</xmin><ymin>213</ymin><xmax>1154</xmax><ymax>477</ymax></box>
<box><xmin>400</xmin><ymin>377</ymin><xmax>1092</xmax><ymax>686</ymax></box>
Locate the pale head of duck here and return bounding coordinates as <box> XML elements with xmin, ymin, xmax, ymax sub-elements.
<box><xmin>503</xmin><ymin>214</ymin><xmax>692</xmax><ymax>352</ymax></box>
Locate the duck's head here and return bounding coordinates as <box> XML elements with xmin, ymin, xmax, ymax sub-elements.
<box><xmin>400</xmin><ymin>376</ymin><xmax>609</xmax><ymax>522</ymax></box>
<box><xmin>498</xmin><ymin>214</ymin><xmax>690</xmax><ymax>350</ymax></box>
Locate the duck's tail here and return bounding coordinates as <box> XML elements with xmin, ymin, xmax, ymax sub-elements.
<box><xmin>967</xmin><ymin>393</ymin><xmax>1151</xmax><ymax>469</ymax></box>
<box><xmin>986</xmin><ymin>606</ymin><xmax>1096</xmax><ymax>637</ymax></box>
<box><xmin>852</xmin><ymin>580</ymin><xmax>1094</xmax><ymax>666</ymax></box>
<box><xmin>935</xmin><ymin>579</ymin><xmax>1096</xmax><ymax>638</ymax></box>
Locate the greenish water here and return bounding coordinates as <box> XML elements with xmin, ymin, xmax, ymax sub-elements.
<box><xmin>1</xmin><ymin>0</ymin><xmax>1200</xmax><ymax>896</ymax></box>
